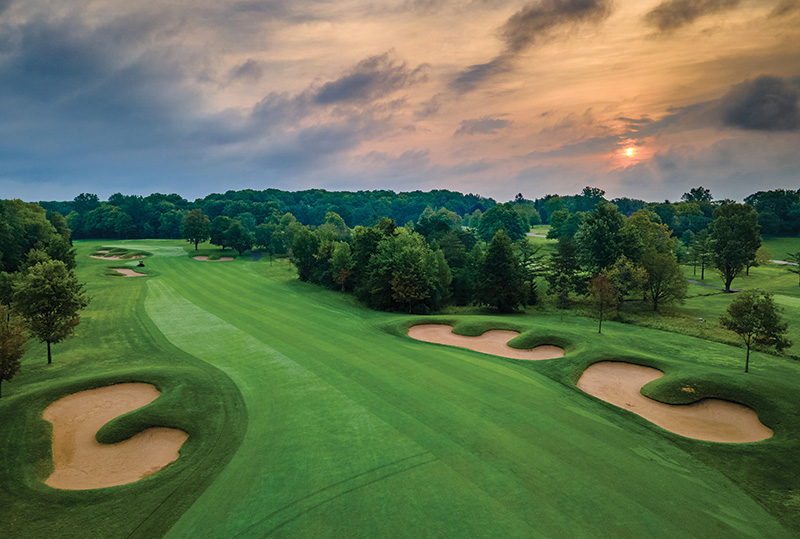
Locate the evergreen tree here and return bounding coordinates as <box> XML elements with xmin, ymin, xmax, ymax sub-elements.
<box><xmin>475</xmin><ymin>229</ymin><xmax>525</xmax><ymax>312</ymax></box>
<box><xmin>545</xmin><ymin>237</ymin><xmax>584</xmax><ymax>309</ymax></box>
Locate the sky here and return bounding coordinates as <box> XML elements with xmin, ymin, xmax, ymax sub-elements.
<box><xmin>0</xmin><ymin>0</ymin><xmax>799</xmax><ymax>204</ymax></box>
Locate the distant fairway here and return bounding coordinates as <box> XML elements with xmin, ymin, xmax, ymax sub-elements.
<box><xmin>2</xmin><ymin>239</ymin><xmax>800</xmax><ymax>537</ymax></box>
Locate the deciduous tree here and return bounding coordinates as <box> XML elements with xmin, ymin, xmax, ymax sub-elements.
<box><xmin>710</xmin><ymin>203</ymin><xmax>761</xmax><ymax>292</ymax></box>
<box><xmin>720</xmin><ymin>291</ymin><xmax>791</xmax><ymax>373</ymax></box>
<box><xmin>640</xmin><ymin>251</ymin><xmax>687</xmax><ymax>311</ymax></box>
<box><xmin>587</xmin><ymin>275</ymin><xmax>617</xmax><ymax>334</ymax></box>
<box><xmin>12</xmin><ymin>260</ymin><xmax>88</xmax><ymax>364</ymax></box>
<box><xmin>225</xmin><ymin>220</ymin><xmax>253</xmax><ymax>255</ymax></box>
<box><xmin>785</xmin><ymin>251</ymin><xmax>800</xmax><ymax>286</ymax></box>
<box><xmin>0</xmin><ymin>303</ymin><xmax>26</xmax><ymax>398</ymax></box>
<box><xmin>181</xmin><ymin>208</ymin><xmax>210</xmax><ymax>250</ymax></box>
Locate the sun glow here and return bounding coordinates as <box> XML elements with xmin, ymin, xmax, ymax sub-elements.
<box><xmin>625</xmin><ymin>147</ymin><xmax>636</xmax><ymax>157</ymax></box>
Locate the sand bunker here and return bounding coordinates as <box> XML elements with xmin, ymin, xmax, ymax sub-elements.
<box><xmin>193</xmin><ymin>256</ymin><xmax>234</xmax><ymax>262</ymax></box>
<box><xmin>91</xmin><ymin>254</ymin><xmax>145</xmax><ymax>261</ymax></box>
<box><xmin>111</xmin><ymin>268</ymin><xmax>146</xmax><ymax>277</ymax></box>
<box><xmin>43</xmin><ymin>383</ymin><xmax>188</xmax><ymax>490</ymax></box>
<box><xmin>577</xmin><ymin>362</ymin><xmax>772</xmax><ymax>443</ymax></box>
<box><xmin>408</xmin><ymin>324</ymin><xmax>564</xmax><ymax>360</ymax></box>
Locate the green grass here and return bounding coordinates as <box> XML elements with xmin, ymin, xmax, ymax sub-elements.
<box><xmin>762</xmin><ymin>236</ymin><xmax>800</xmax><ymax>262</ymax></box>
<box><xmin>3</xmin><ymin>239</ymin><xmax>800</xmax><ymax>537</ymax></box>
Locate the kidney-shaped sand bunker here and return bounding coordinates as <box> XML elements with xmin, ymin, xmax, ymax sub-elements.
<box><xmin>43</xmin><ymin>383</ymin><xmax>188</xmax><ymax>490</ymax></box>
<box><xmin>408</xmin><ymin>324</ymin><xmax>564</xmax><ymax>360</ymax></box>
<box><xmin>577</xmin><ymin>362</ymin><xmax>772</xmax><ymax>443</ymax></box>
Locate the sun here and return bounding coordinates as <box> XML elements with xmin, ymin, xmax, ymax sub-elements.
<box><xmin>624</xmin><ymin>147</ymin><xmax>636</xmax><ymax>157</ymax></box>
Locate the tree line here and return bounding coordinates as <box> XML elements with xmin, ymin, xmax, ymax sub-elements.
<box><xmin>38</xmin><ymin>186</ymin><xmax>800</xmax><ymax>243</ymax></box>
<box><xmin>0</xmin><ymin>200</ymin><xmax>88</xmax><ymax>397</ymax></box>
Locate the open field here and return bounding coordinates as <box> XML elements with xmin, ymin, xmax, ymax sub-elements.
<box><xmin>2</xmin><ymin>239</ymin><xmax>800</xmax><ymax>537</ymax></box>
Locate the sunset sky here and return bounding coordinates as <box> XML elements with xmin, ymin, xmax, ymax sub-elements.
<box><xmin>1</xmin><ymin>0</ymin><xmax>799</xmax><ymax>203</ymax></box>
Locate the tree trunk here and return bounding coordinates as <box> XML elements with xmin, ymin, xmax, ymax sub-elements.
<box><xmin>701</xmin><ymin>260</ymin><xmax>705</xmax><ymax>280</ymax></box>
<box><xmin>47</xmin><ymin>341</ymin><xmax>52</xmax><ymax>364</ymax></box>
<box><xmin>0</xmin><ymin>379</ymin><xmax>3</xmax><ymax>398</ymax></box>
<box><xmin>598</xmin><ymin>315</ymin><xmax>602</xmax><ymax>334</ymax></box>
<box><xmin>745</xmin><ymin>342</ymin><xmax>750</xmax><ymax>373</ymax></box>
<box><xmin>195</xmin><ymin>241</ymin><xmax>199</xmax><ymax>250</ymax></box>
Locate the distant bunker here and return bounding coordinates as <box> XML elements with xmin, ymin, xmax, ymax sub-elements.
<box><xmin>111</xmin><ymin>268</ymin><xmax>146</xmax><ymax>277</ymax></box>
<box><xmin>43</xmin><ymin>383</ymin><xmax>188</xmax><ymax>490</ymax></box>
<box><xmin>408</xmin><ymin>324</ymin><xmax>564</xmax><ymax>361</ymax></box>
<box><xmin>577</xmin><ymin>362</ymin><xmax>773</xmax><ymax>443</ymax></box>
<box><xmin>193</xmin><ymin>256</ymin><xmax>233</xmax><ymax>262</ymax></box>
<box><xmin>91</xmin><ymin>254</ymin><xmax>145</xmax><ymax>261</ymax></box>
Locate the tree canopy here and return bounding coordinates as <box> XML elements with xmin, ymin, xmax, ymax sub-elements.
<box><xmin>12</xmin><ymin>260</ymin><xmax>88</xmax><ymax>364</ymax></box>
<box><xmin>720</xmin><ymin>291</ymin><xmax>790</xmax><ymax>373</ymax></box>
<box><xmin>710</xmin><ymin>203</ymin><xmax>761</xmax><ymax>292</ymax></box>
<box><xmin>181</xmin><ymin>208</ymin><xmax>210</xmax><ymax>250</ymax></box>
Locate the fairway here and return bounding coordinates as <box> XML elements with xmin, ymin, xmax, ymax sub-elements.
<box><xmin>2</xmin><ymin>240</ymin><xmax>800</xmax><ymax>537</ymax></box>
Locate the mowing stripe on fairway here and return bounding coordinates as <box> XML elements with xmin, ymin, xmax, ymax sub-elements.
<box><xmin>142</xmin><ymin>254</ymin><xmax>790</xmax><ymax>538</ymax></box>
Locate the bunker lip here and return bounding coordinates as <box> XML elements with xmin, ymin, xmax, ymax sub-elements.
<box><xmin>90</xmin><ymin>254</ymin><xmax>145</xmax><ymax>260</ymax></box>
<box><xmin>577</xmin><ymin>361</ymin><xmax>773</xmax><ymax>443</ymax></box>
<box><xmin>43</xmin><ymin>383</ymin><xmax>188</xmax><ymax>490</ymax></box>
<box><xmin>408</xmin><ymin>324</ymin><xmax>564</xmax><ymax>360</ymax></box>
<box><xmin>111</xmin><ymin>268</ymin><xmax>146</xmax><ymax>277</ymax></box>
<box><xmin>193</xmin><ymin>256</ymin><xmax>234</xmax><ymax>262</ymax></box>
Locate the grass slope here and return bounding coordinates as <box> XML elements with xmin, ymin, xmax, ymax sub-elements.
<box><xmin>3</xmin><ymin>239</ymin><xmax>800</xmax><ymax>537</ymax></box>
<box><xmin>0</xmin><ymin>241</ymin><xmax>247</xmax><ymax>538</ymax></box>
<box><xmin>147</xmin><ymin>243</ymin><xmax>793</xmax><ymax>537</ymax></box>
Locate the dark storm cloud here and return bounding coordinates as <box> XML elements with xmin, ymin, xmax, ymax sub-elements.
<box><xmin>643</xmin><ymin>0</ymin><xmax>740</xmax><ymax>33</ymax></box>
<box><xmin>314</xmin><ymin>52</ymin><xmax>428</xmax><ymax>104</ymax></box>
<box><xmin>770</xmin><ymin>0</ymin><xmax>800</xmax><ymax>17</ymax></box>
<box><xmin>721</xmin><ymin>75</ymin><xmax>800</xmax><ymax>131</ymax></box>
<box><xmin>455</xmin><ymin>116</ymin><xmax>510</xmax><ymax>135</ymax></box>
<box><xmin>450</xmin><ymin>0</ymin><xmax>612</xmax><ymax>92</ymax></box>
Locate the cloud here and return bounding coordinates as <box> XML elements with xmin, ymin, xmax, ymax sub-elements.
<box><xmin>229</xmin><ymin>59</ymin><xmax>263</xmax><ymax>83</ymax></box>
<box><xmin>451</xmin><ymin>0</ymin><xmax>612</xmax><ymax>92</ymax></box>
<box><xmin>770</xmin><ymin>0</ymin><xmax>800</xmax><ymax>17</ymax></box>
<box><xmin>643</xmin><ymin>0</ymin><xmax>740</xmax><ymax>33</ymax></box>
<box><xmin>455</xmin><ymin>116</ymin><xmax>510</xmax><ymax>135</ymax></box>
<box><xmin>416</xmin><ymin>94</ymin><xmax>443</xmax><ymax>118</ymax></box>
<box><xmin>0</xmin><ymin>0</ymin><xmax>13</xmax><ymax>15</ymax></box>
<box><xmin>314</xmin><ymin>52</ymin><xmax>429</xmax><ymax>105</ymax></box>
<box><xmin>721</xmin><ymin>75</ymin><xmax>800</xmax><ymax>131</ymax></box>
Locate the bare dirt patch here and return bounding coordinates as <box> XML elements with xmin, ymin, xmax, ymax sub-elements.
<box><xmin>193</xmin><ymin>256</ymin><xmax>234</xmax><ymax>262</ymax></box>
<box><xmin>111</xmin><ymin>268</ymin><xmax>146</xmax><ymax>277</ymax></box>
<box><xmin>43</xmin><ymin>383</ymin><xmax>188</xmax><ymax>490</ymax></box>
<box><xmin>90</xmin><ymin>254</ymin><xmax>145</xmax><ymax>261</ymax></box>
<box><xmin>96</xmin><ymin>250</ymin><xmax>110</xmax><ymax>254</ymax></box>
<box><xmin>577</xmin><ymin>361</ymin><xmax>772</xmax><ymax>443</ymax></box>
<box><xmin>408</xmin><ymin>324</ymin><xmax>564</xmax><ymax>360</ymax></box>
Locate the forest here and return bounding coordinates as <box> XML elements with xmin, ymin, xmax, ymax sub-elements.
<box><xmin>30</xmin><ymin>185</ymin><xmax>798</xmax><ymax>316</ymax></box>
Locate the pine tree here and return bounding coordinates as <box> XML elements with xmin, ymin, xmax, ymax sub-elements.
<box><xmin>475</xmin><ymin>230</ymin><xmax>525</xmax><ymax>312</ymax></box>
